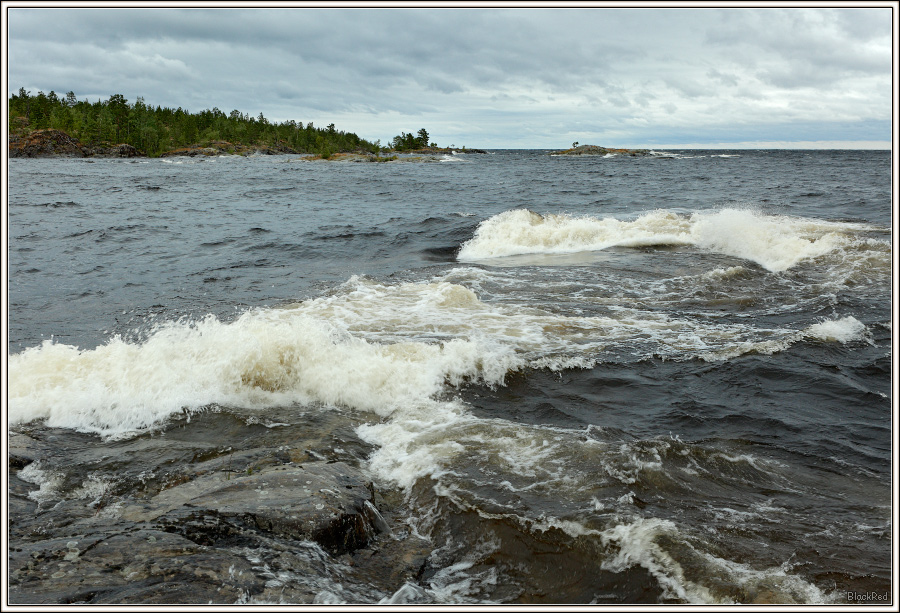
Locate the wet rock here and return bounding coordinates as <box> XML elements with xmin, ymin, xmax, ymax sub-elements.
<box><xmin>158</xmin><ymin>145</ymin><xmax>223</xmax><ymax>157</ymax></box>
<box><xmin>7</xmin><ymin>418</ymin><xmax>430</xmax><ymax>605</ymax></box>
<box><xmin>8</xmin><ymin>431</ymin><xmax>50</xmax><ymax>469</ymax></box>
<box><xmin>8</xmin><ymin>528</ymin><xmax>264</xmax><ymax>604</ymax></box>
<box><xmin>124</xmin><ymin>462</ymin><xmax>382</xmax><ymax>555</ymax></box>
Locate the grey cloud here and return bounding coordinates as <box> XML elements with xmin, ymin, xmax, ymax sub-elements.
<box><xmin>707</xmin><ymin>69</ymin><xmax>739</xmax><ymax>87</ymax></box>
<box><xmin>6</xmin><ymin>7</ymin><xmax>892</xmax><ymax>149</ymax></box>
<box><xmin>662</xmin><ymin>77</ymin><xmax>707</xmax><ymax>99</ymax></box>
<box><xmin>705</xmin><ymin>8</ymin><xmax>891</xmax><ymax>86</ymax></box>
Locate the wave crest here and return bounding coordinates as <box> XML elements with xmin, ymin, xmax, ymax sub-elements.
<box><xmin>458</xmin><ymin>208</ymin><xmax>884</xmax><ymax>273</ymax></box>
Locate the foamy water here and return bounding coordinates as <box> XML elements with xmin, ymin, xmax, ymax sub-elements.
<box><xmin>9</xmin><ymin>264</ymin><xmax>873</xmax><ymax>438</ymax></box>
<box><xmin>7</xmin><ymin>150</ymin><xmax>891</xmax><ymax>605</ymax></box>
<box><xmin>458</xmin><ymin>208</ymin><xmax>883</xmax><ymax>273</ymax></box>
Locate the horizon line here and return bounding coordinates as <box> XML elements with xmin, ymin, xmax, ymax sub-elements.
<box><xmin>466</xmin><ymin>143</ymin><xmax>893</xmax><ymax>151</ymax></box>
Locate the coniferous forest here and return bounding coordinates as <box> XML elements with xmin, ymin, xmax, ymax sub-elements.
<box><xmin>7</xmin><ymin>88</ymin><xmax>440</xmax><ymax>157</ymax></box>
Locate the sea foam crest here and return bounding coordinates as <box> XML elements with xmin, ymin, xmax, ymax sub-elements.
<box><xmin>458</xmin><ymin>208</ymin><xmax>881</xmax><ymax>273</ymax></box>
<box><xmin>9</xmin><ymin>275</ymin><xmax>873</xmax><ymax>437</ymax></box>
<box><xmin>457</xmin><ymin>209</ymin><xmax>693</xmax><ymax>260</ymax></box>
<box><xmin>804</xmin><ymin>315</ymin><xmax>870</xmax><ymax>344</ymax></box>
<box><xmin>599</xmin><ymin>516</ymin><xmax>831</xmax><ymax>604</ymax></box>
<box><xmin>8</xmin><ymin>307</ymin><xmax>519</xmax><ymax>436</ymax></box>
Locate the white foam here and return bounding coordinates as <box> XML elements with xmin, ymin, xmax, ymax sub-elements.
<box><xmin>689</xmin><ymin>209</ymin><xmax>849</xmax><ymax>272</ymax></box>
<box><xmin>458</xmin><ymin>209</ymin><xmax>694</xmax><ymax>260</ymax></box>
<box><xmin>599</xmin><ymin>516</ymin><xmax>832</xmax><ymax>604</ymax></box>
<box><xmin>379</xmin><ymin>582</ymin><xmax>429</xmax><ymax>604</ymax></box>
<box><xmin>72</xmin><ymin>474</ymin><xmax>117</xmax><ymax>508</ymax></box>
<box><xmin>599</xmin><ymin>516</ymin><xmax>719</xmax><ymax>603</ymax></box>
<box><xmin>11</xmin><ymin>272</ymin><xmax>838</xmax><ymax>437</ymax></box>
<box><xmin>804</xmin><ymin>316</ymin><xmax>870</xmax><ymax>344</ymax></box>
<box><xmin>18</xmin><ymin>462</ymin><xmax>65</xmax><ymax>505</ymax></box>
<box><xmin>694</xmin><ymin>550</ymin><xmax>833</xmax><ymax>604</ymax></box>
<box><xmin>8</xmin><ymin>305</ymin><xmax>519</xmax><ymax>436</ymax></box>
<box><xmin>458</xmin><ymin>208</ymin><xmax>885</xmax><ymax>273</ymax></box>
<box><xmin>299</xmin><ymin>274</ymin><xmax>803</xmax><ymax>366</ymax></box>
<box><xmin>14</xmin><ymin>259</ymin><xmax>863</xmax><ymax>444</ymax></box>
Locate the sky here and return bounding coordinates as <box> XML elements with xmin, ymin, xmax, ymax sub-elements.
<box><xmin>3</xmin><ymin>4</ymin><xmax>896</xmax><ymax>149</ymax></box>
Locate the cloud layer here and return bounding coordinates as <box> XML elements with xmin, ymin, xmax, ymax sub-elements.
<box><xmin>7</xmin><ymin>8</ymin><xmax>894</xmax><ymax>148</ymax></box>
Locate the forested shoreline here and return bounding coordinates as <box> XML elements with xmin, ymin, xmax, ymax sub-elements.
<box><xmin>7</xmin><ymin>89</ymin><xmax>441</xmax><ymax>158</ymax></box>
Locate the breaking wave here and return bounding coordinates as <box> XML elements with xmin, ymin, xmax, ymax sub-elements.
<box><xmin>9</xmin><ymin>273</ymin><xmax>871</xmax><ymax>437</ymax></box>
<box><xmin>457</xmin><ymin>208</ymin><xmax>885</xmax><ymax>273</ymax></box>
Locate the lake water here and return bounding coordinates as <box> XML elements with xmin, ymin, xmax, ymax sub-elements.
<box><xmin>7</xmin><ymin>149</ymin><xmax>893</xmax><ymax>604</ymax></box>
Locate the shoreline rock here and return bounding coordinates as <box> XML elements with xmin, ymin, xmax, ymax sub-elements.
<box><xmin>8</xmin><ymin>420</ymin><xmax>431</xmax><ymax>605</ymax></box>
<box><xmin>157</xmin><ymin>140</ymin><xmax>304</xmax><ymax>158</ymax></box>
<box><xmin>403</xmin><ymin>146</ymin><xmax>488</xmax><ymax>155</ymax></box>
<box><xmin>8</xmin><ymin>129</ymin><xmax>147</xmax><ymax>159</ymax></box>
<box><xmin>9</xmin><ymin>129</ymin><xmax>88</xmax><ymax>158</ymax></box>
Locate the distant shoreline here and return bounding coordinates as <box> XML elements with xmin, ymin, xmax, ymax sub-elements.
<box><xmin>7</xmin><ymin>128</ymin><xmax>488</xmax><ymax>160</ymax></box>
<box><xmin>9</xmin><ymin>130</ymin><xmax>888</xmax><ymax>158</ymax></box>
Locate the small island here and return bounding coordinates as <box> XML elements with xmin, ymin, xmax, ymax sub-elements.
<box><xmin>551</xmin><ymin>144</ymin><xmax>651</xmax><ymax>157</ymax></box>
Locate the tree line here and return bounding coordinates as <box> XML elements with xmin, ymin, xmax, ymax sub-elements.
<box><xmin>7</xmin><ymin>88</ymin><xmax>438</xmax><ymax>157</ymax></box>
<box><xmin>390</xmin><ymin>128</ymin><xmax>434</xmax><ymax>151</ymax></box>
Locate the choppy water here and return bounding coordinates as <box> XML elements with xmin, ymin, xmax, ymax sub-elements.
<box><xmin>7</xmin><ymin>149</ymin><xmax>894</xmax><ymax>604</ymax></box>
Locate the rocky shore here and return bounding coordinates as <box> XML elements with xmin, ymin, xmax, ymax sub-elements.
<box><xmin>158</xmin><ymin>140</ymin><xmax>305</xmax><ymax>158</ymax></box>
<box><xmin>7</xmin><ymin>129</ymin><xmax>487</xmax><ymax>160</ymax></box>
<box><xmin>8</xmin><ymin>411</ymin><xmax>432</xmax><ymax>604</ymax></box>
<box><xmin>8</xmin><ymin>129</ymin><xmax>145</xmax><ymax>158</ymax></box>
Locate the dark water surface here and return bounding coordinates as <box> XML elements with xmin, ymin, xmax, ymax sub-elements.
<box><xmin>7</xmin><ymin>150</ymin><xmax>893</xmax><ymax>604</ymax></box>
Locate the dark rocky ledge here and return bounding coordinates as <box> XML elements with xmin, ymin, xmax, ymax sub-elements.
<box><xmin>8</xmin><ymin>425</ymin><xmax>431</xmax><ymax>605</ymax></box>
<box><xmin>8</xmin><ymin>129</ymin><xmax>146</xmax><ymax>158</ymax></box>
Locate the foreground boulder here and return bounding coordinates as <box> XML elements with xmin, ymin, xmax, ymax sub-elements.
<box><xmin>122</xmin><ymin>462</ymin><xmax>386</xmax><ymax>555</ymax></box>
<box><xmin>8</xmin><ymin>423</ymin><xmax>430</xmax><ymax>605</ymax></box>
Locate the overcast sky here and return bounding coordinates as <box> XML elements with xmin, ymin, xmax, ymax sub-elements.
<box><xmin>4</xmin><ymin>5</ymin><xmax>895</xmax><ymax>149</ymax></box>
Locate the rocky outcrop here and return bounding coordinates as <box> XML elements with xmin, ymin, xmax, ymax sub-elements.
<box><xmin>87</xmin><ymin>143</ymin><xmax>144</xmax><ymax>158</ymax></box>
<box><xmin>9</xmin><ymin>129</ymin><xmax>89</xmax><ymax>158</ymax></box>
<box><xmin>121</xmin><ymin>461</ymin><xmax>384</xmax><ymax>555</ymax></box>
<box><xmin>158</xmin><ymin>141</ymin><xmax>301</xmax><ymax>157</ymax></box>
<box><xmin>8</xmin><ymin>129</ymin><xmax>147</xmax><ymax>158</ymax></box>
<box><xmin>551</xmin><ymin>144</ymin><xmax>651</xmax><ymax>157</ymax></box>
<box><xmin>7</xmin><ymin>424</ymin><xmax>430</xmax><ymax>605</ymax></box>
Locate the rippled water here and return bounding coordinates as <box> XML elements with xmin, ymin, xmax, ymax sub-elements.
<box><xmin>7</xmin><ymin>149</ymin><xmax>893</xmax><ymax>604</ymax></box>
